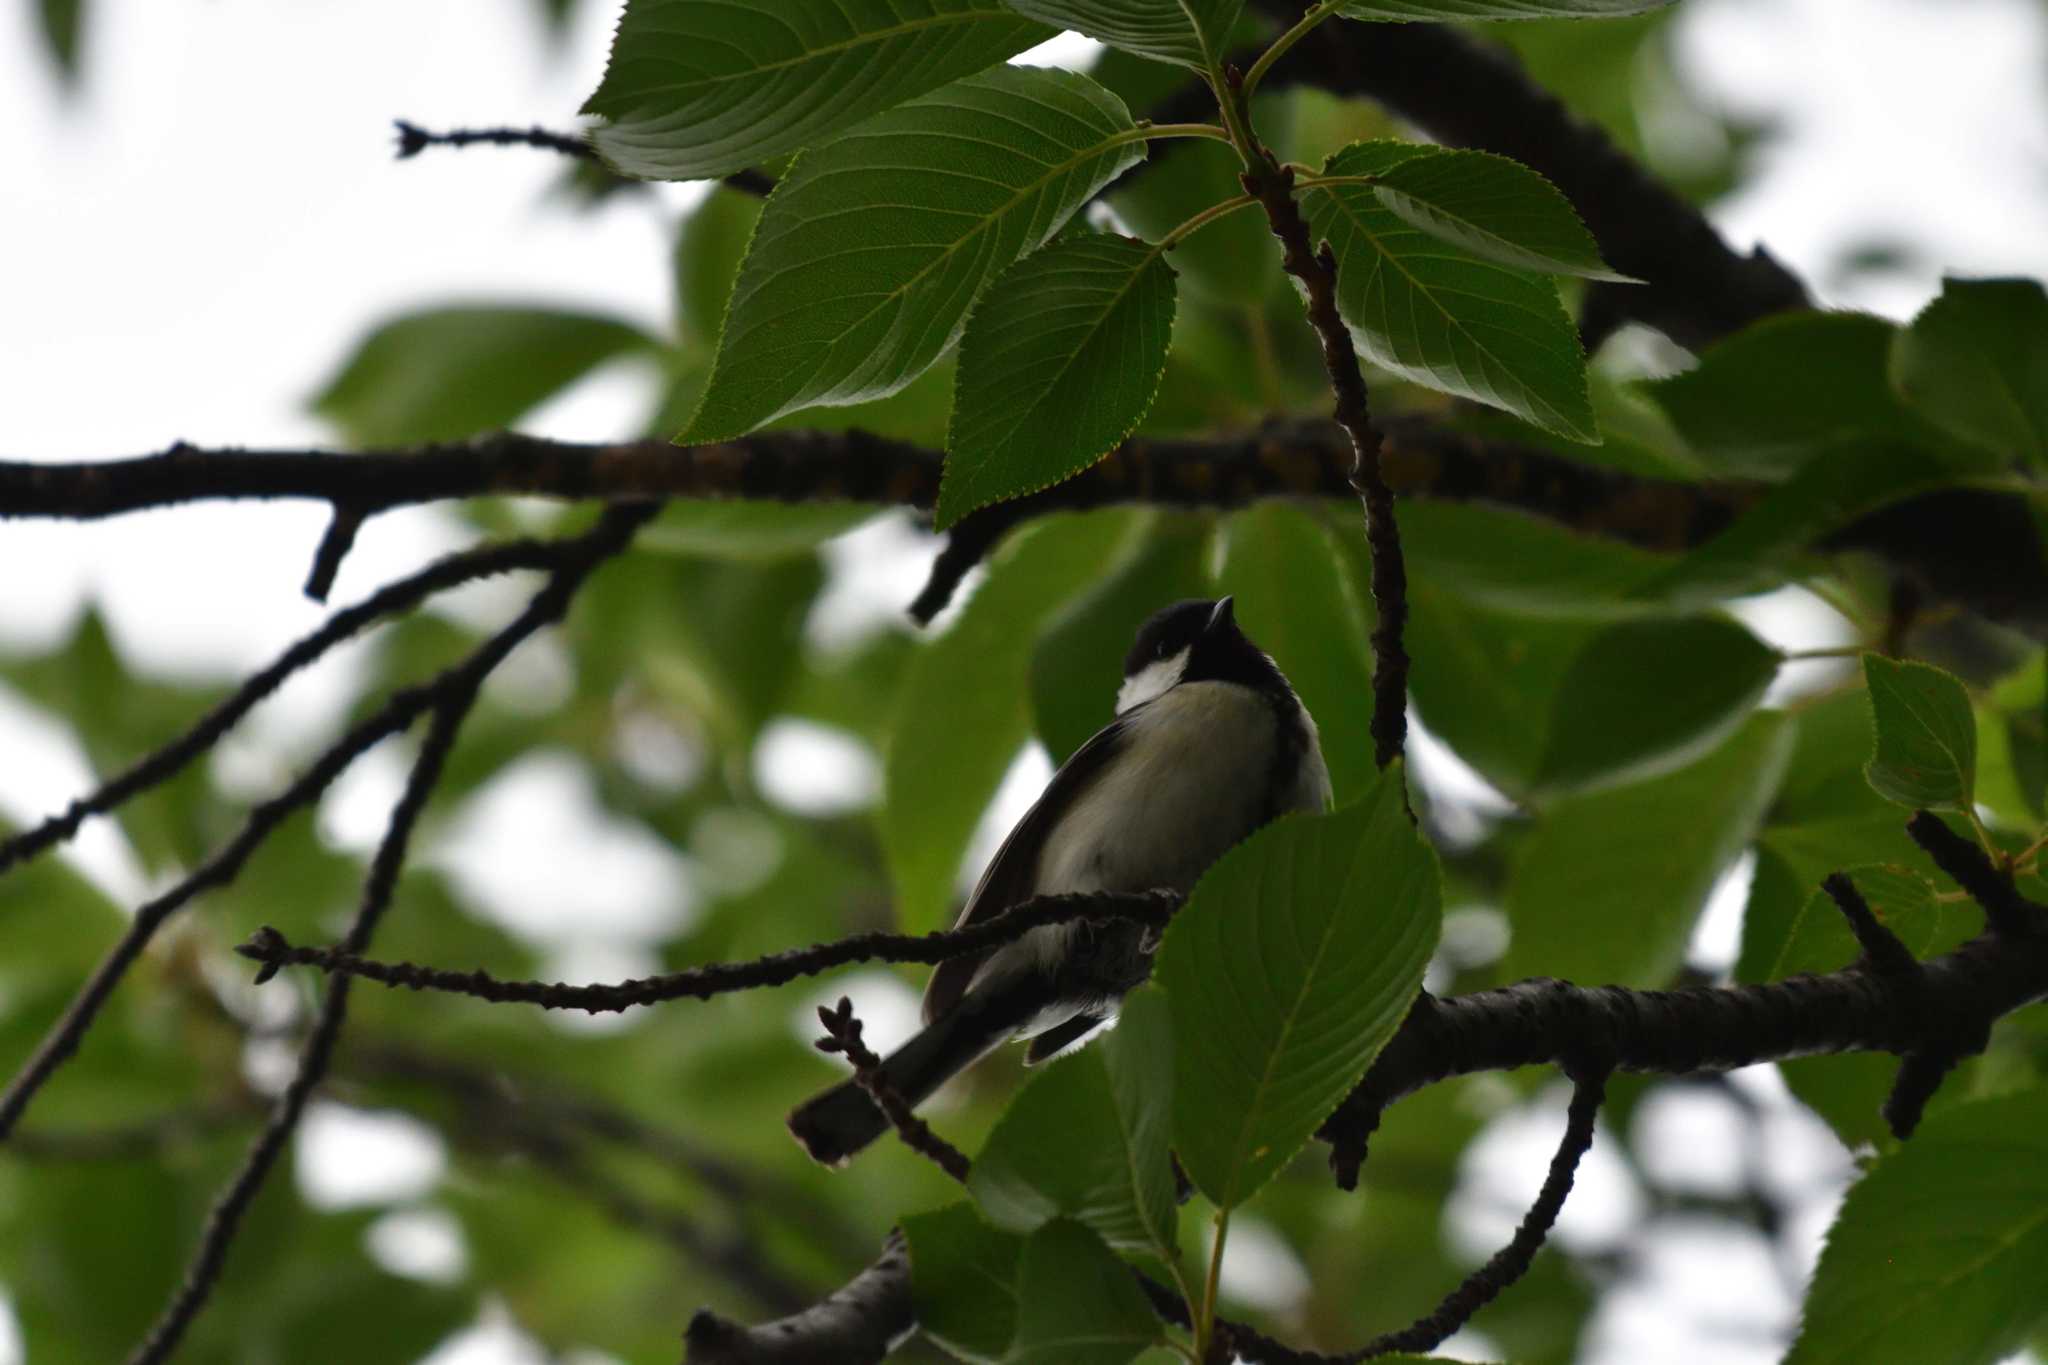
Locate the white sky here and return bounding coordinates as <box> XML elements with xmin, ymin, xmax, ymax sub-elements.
<box><xmin>5</xmin><ymin>1</ymin><xmax>2048</xmax><ymax>1362</ymax></box>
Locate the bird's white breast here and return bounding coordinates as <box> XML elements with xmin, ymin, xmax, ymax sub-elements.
<box><xmin>1038</xmin><ymin>681</ymin><xmax>1300</xmax><ymax>897</ymax></box>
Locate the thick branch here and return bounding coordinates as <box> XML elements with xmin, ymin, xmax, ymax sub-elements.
<box><xmin>684</xmin><ymin>1231</ymin><xmax>913</xmax><ymax>1365</ymax></box>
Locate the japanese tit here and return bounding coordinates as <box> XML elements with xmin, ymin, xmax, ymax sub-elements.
<box><xmin>787</xmin><ymin>596</ymin><xmax>1332</xmax><ymax>1166</ymax></box>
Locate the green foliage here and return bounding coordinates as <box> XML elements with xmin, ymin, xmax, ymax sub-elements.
<box><xmin>1862</xmin><ymin>654</ymin><xmax>1978</xmax><ymax>812</ymax></box>
<box><xmin>1360</xmin><ymin>147</ymin><xmax>1633</xmax><ymax>282</ymax></box>
<box><xmin>1503</xmin><ymin>712</ymin><xmax>1793</xmax><ymax>986</ymax></box>
<box><xmin>1338</xmin><ymin>0</ymin><xmax>1672</xmax><ymax>16</ymax></box>
<box><xmin>583</xmin><ymin>0</ymin><xmax>1051</xmax><ymax>179</ymax></box>
<box><xmin>884</xmin><ymin>510</ymin><xmax>1141</xmax><ymax>930</ymax></box>
<box><xmin>969</xmin><ymin>990</ymin><xmax>1177</xmax><ymax>1263</ymax></box>
<box><xmin>1301</xmin><ymin>141</ymin><xmax>1597</xmax><ymax>440</ymax></box>
<box><xmin>1157</xmin><ymin>767</ymin><xmax>1441</xmax><ymax>1208</ymax></box>
<box><xmin>906</xmin><ymin>1203</ymin><xmax>1026</xmax><ymax>1363</ymax></box>
<box><xmin>1890</xmin><ymin>276</ymin><xmax>2048</xmax><ymax>470</ymax></box>
<box><xmin>1007</xmin><ymin>1218</ymin><xmax>1164</xmax><ymax>1362</ymax></box>
<box><xmin>940</xmin><ymin>235</ymin><xmax>1179</xmax><ymax>528</ymax></box>
<box><xmin>312</xmin><ymin>307</ymin><xmax>656</xmax><ymax>446</ymax></box>
<box><xmin>681</xmin><ymin>66</ymin><xmax>1142</xmax><ymax>441</ymax></box>
<box><xmin>1787</xmin><ymin>1088</ymin><xmax>2048</xmax><ymax>1365</ymax></box>
<box><xmin>1002</xmin><ymin>0</ymin><xmax>1242</xmax><ymax>69</ymax></box>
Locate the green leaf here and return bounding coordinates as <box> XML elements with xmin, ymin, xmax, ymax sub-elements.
<box><xmin>1007</xmin><ymin>1219</ymin><xmax>1163</xmax><ymax>1365</ymax></box>
<box><xmin>969</xmin><ymin>989</ymin><xmax>1178</xmax><ymax>1263</ymax></box>
<box><xmin>582</xmin><ymin>0</ymin><xmax>1051</xmax><ymax>180</ymax></box>
<box><xmin>1788</xmin><ymin>1088</ymin><xmax>2048</xmax><ymax>1365</ymax></box>
<box><xmin>1890</xmin><ymin>276</ymin><xmax>2048</xmax><ymax>469</ymax></box>
<box><xmin>1405</xmin><ymin>590</ymin><xmax>1776</xmax><ymax>803</ymax></box>
<box><xmin>673</xmin><ymin>187</ymin><xmax>763</xmax><ymax>347</ymax></box>
<box><xmin>681</xmin><ymin>67</ymin><xmax>1144</xmax><ymax>441</ymax></box>
<box><xmin>1030</xmin><ymin>513</ymin><xmax>1215</xmax><ymax>765</ymax></box>
<box><xmin>1302</xmin><ymin>141</ymin><xmax>1595</xmax><ymax>441</ymax></box>
<box><xmin>884</xmin><ymin>510</ymin><xmax>1143</xmax><ymax>930</ymax></box>
<box><xmin>311</xmin><ymin>307</ymin><xmax>655</xmax><ymax>445</ymax></box>
<box><xmin>1218</xmin><ymin>503</ymin><xmax>1376</xmax><ymax>806</ymax></box>
<box><xmin>637</xmin><ymin>501</ymin><xmax>878</xmax><ymax>561</ymax></box>
<box><xmin>1002</xmin><ymin>0</ymin><xmax>1243</xmax><ymax>70</ymax></box>
<box><xmin>1645</xmin><ymin>312</ymin><xmax>1957</xmax><ymax>480</ymax></box>
<box><xmin>1862</xmin><ymin>654</ymin><xmax>1977</xmax><ymax>812</ymax></box>
<box><xmin>905</xmin><ymin>1203</ymin><xmax>1027</xmax><ymax>1364</ymax></box>
<box><xmin>938</xmin><ymin>235</ymin><xmax>1179</xmax><ymax>528</ymax></box>
<box><xmin>1397</xmin><ymin>501</ymin><xmax>1674</xmax><ymax>617</ymax></box>
<box><xmin>39</xmin><ymin>0</ymin><xmax>84</xmax><ymax>81</ymax></box>
<box><xmin>1362</xmin><ymin>147</ymin><xmax>1633</xmax><ymax>282</ymax></box>
<box><xmin>1503</xmin><ymin>712</ymin><xmax>1793</xmax><ymax>987</ymax></box>
<box><xmin>1339</xmin><ymin>0</ymin><xmax>1671</xmax><ymax>16</ymax></box>
<box><xmin>1534</xmin><ymin>616</ymin><xmax>1778</xmax><ymax>797</ymax></box>
<box><xmin>1158</xmin><ymin>766</ymin><xmax>1441</xmax><ymax>1208</ymax></box>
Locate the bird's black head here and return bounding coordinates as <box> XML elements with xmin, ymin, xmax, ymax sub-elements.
<box><xmin>1117</xmin><ymin>597</ymin><xmax>1287</xmax><ymax>712</ymax></box>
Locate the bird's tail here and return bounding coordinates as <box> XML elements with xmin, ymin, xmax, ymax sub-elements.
<box><xmin>787</xmin><ymin>985</ymin><xmax>1036</xmax><ymax>1166</ymax></box>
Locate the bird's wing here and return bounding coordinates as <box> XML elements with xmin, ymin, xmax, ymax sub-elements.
<box><xmin>919</xmin><ymin>712</ymin><xmax>1135</xmax><ymax>1025</ymax></box>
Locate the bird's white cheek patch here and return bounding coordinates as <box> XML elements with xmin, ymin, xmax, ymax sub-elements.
<box><xmin>1117</xmin><ymin>649</ymin><xmax>1189</xmax><ymax>713</ymax></box>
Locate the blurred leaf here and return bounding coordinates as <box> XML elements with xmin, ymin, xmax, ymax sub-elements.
<box><xmin>1535</xmin><ymin>616</ymin><xmax>1777</xmax><ymax>797</ymax></box>
<box><xmin>1891</xmin><ymin>277</ymin><xmax>2048</xmax><ymax>469</ymax></box>
<box><xmin>1159</xmin><ymin>766</ymin><xmax>1440</xmax><ymax>1208</ymax></box>
<box><xmin>905</xmin><ymin>1202</ymin><xmax>1025</xmax><ymax>1364</ymax></box>
<box><xmin>639</xmin><ymin>501</ymin><xmax>879</xmax><ymax>561</ymax></box>
<box><xmin>582</xmin><ymin>0</ymin><xmax>1050</xmax><ymax>180</ymax></box>
<box><xmin>1030</xmin><ymin>513</ymin><xmax>1215</xmax><ymax>765</ymax></box>
<box><xmin>1644</xmin><ymin>312</ymin><xmax>1961</xmax><ymax>479</ymax></box>
<box><xmin>39</xmin><ymin>0</ymin><xmax>84</xmax><ymax>81</ymax></box>
<box><xmin>1641</xmin><ymin>441</ymin><xmax>1957</xmax><ymax>604</ymax></box>
<box><xmin>673</xmin><ymin>187</ymin><xmax>763</xmax><ymax>347</ymax></box>
<box><xmin>1787</xmin><ymin>1087</ymin><xmax>2048</xmax><ymax>1365</ymax></box>
<box><xmin>311</xmin><ymin>307</ymin><xmax>656</xmax><ymax>446</ymax></box>
<box><xmin>1405</xmin><ymin>591</ymin><xmax>1775</xmax><ymax>803</ymax></box>
<box><xmin>1503</xmin><ymin>711</ymin><xmax>1792</xmax><ymax>986</ymax></box>
<box><xmin>939</xmin><ymin>236</ymin><xmax>1179</xmax><ymax>528</ymax></box>
<box><xmin>1398</xmin><ymin>501</ymin><xmax>1675</xmax><ymax>617</ymax></box>
<box><xmin>884</xmin><ymin>510</ymin><xmax>1141</xmax><ymax>931</ymax></box>
<box><xmin>969</xmin><ymin>989</ymin><xmax>1177</xmax><ymax>1264</ymax></box>
<box><xmin>1340</xmin><ymin>0</ymin><xmax>1670</xmax><ymax>14</ymax></box>
<box><xmin>1008</xmin><ymin>1218</ymin><xmax>1162</xmax><ymax>1364</ymax></box>
<box><xmin>681</xmin><ymin>67</ymin><xmax>1141</xmax><ymax>441</ymax></box>
<box><xmin>1862</xmin><ymin>654</ymin><xmax>1976</xmax><ymax>812</ymax></box>
<box><xmin>1363</xmin><ymin>147</ymin><xmax>1633</xmax><ymax>282</ymax></box>
<box><xmin>1003</xmin><ymin>0</ymin><xmax>1241</xmax><ymax>69</ymax></box>
<box><xmin>1302</xmin><ymin>141</ymin><xmax>1595</xmax><ymax>441</ymax></box>
<box><xmin>1219</xmin><ymin>503</ymin><xmax>1377</xmax><ymax>805</ymax></box>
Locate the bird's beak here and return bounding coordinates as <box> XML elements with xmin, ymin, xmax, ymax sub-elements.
<box><xmin>1206</xmin><ymin>596</ymin><xmax>1236</xmax><ymax>635</ymax></box>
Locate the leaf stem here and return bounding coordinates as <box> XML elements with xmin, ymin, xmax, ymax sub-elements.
<box><xmin>1291</xmin><ymin>172</ymin><xmax>1382</xmax><ymax>191</ymax></box>
<box><xmin>1780</xmin><ymin>645</ymin><xmax>1868</xmax><ymax>662</ymax></box>
<box><xmin>1196</xmin><ymin>1209</ymin><xmax>1229</xmax><ymax>1359</ymax></box>
<box><xmin>1242</xmin><ymin>0</ymin><xmax>1341</xmax><ymax>101</ymax></box>
<box><xmin>1158</xmin><ymin>194</ymin><xmax>1258</xmax><ymax>250</ymax></box>
<box><xmin>1129</xmin><ymin>121</ymin><xmax>1236</xmax><ymax>146</ymax></box>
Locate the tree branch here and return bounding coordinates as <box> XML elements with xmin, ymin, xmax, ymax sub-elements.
<box><xmin>391</xmin><ymin>119</ymin><xmax>776</xmax><ymax>197</ymax></box>
<box><xmin>684</xmin><ymin>1231</ymin><xmax>913</xmax><ymax>1365</ymax></box>
<box><xmin>813</xmin><ymin>997</ymin><xmax>971</xmax><ymax>1184</ymax></box>
<box><xmin>0</xmin><ymin>504</ymin><xmax>656</xmax><ymax>1145</ymax></box>
<box><xmin>234</xmin><ymin>891</ymin><xmax>1179</xmax><ymax>1011</ymax></box>
<box><xmin>122</xmin><ymin>501</ymin><xmax>652</xmax><ymax>1363</ymax></box>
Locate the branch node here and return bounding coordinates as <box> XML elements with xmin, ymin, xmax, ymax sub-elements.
<box><xmin>1907</xmin><ymin>811</ymin><xmax>2044</xmax><ymax>938</ymax></box>
<box><xmin>304</xmin><ymin>502</ymin><xmax>369</xmax><ymax>602</ymax></box>
<box><xmin>814</xmin><ymin>997</ymin><xmax>970</xmax><ymax>1183</ymax></box>
<box><xmin>237</xmin><ymin>926</ymin><xmax>291</xmax><ymax>985</ymax></box>
<box><xmin>1820</xmin><ymin>873</ymin><xmax>1918</xmax><ymax>976</ymax></box>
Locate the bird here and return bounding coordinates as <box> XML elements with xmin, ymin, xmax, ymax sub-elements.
<box><xmin>786</xmin><ymin>596</ymin><xmax>1333</xmax><ymax>1166</ymax></box>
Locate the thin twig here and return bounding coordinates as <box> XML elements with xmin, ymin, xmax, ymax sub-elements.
<box><xmin>813</xmin><ymin>997</ymin><xmax>970</xmax><ymax>1183</ymax></box>
<box><xmin>389</xmin><ymin>119</ymin><xmax>776</xmax><ymax>197</ymax></box>
<box><xmin>0</xmin><ymin>506</ymin><xmax>656</xmax><ymax>1144</ymax></box>
<box><xmin>1224</xmin><ymin>69</ymin><xmax>1410</xmax><ymax>774</ymax></box>
<box><xmin>1907</xmin><ymin>811</ymin><xmax>2046</xmax><ymax>938</ymax></box>
<box><xmin>0</xmin><ymin>533</ymin><xmax>561</xmax><ymax>876</ymax></box>
<box><xmin>237</xmin><ymin>891</ymin><xmax>1179</xmax><ymax>1011</ymax></box>
<box><xmin>123</xmin><ymin>503</ymin><xmax>650</xmax><ymax>1363</ymax></box>
<box><xmin>1820</xmin><ymin>872</ymin><xmax>1919</xmax><ymax>976</ymax></box>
